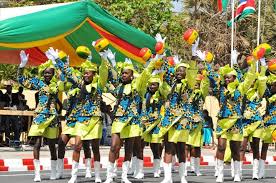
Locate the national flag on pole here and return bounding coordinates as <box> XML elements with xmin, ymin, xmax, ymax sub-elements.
<box><xmin>218</xmin><ymin>0</ymin><xmax>229</xmax><ymax>12</ymax></box>
<box><xmin>228</xmin><ymin>0</ymin><xmax>256</xmax><ymax>26</ymax></box>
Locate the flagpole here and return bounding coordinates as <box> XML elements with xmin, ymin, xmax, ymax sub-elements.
<box><xmin>231</xmin><ymin>0</ymin><xmax>235</xmax><ymax>68</ymax></box>
<box><xmin>256</xmin><ymin>0</ymin><xmax>261</xmax><ymax>71</ymax></box>
<box><xmin>257</xmin><ymin>0</ymin><xmax>261</xmax><ymax>46</ymax></box>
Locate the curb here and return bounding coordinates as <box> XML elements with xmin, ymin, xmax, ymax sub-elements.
<box><xmin>1</xmin><ymin>155</ymin><xmax>276</xmax><ymax>172</ymax></box>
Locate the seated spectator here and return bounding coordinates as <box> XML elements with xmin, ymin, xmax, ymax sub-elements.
<box><xmin>2</xmin><ymin>84</ymin><xmax>20</xmax><ymax>146</ymax></box>
<box><xmin>17</xmin><ymin>86</ymin><xmax>25</xmax><ymax>102</ymax></box>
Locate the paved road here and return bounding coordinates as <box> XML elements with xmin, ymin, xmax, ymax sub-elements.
<box><xmin>0</xmin><ymin>166</ymin><xmax>276</xmax><ymax>183</ymax></box>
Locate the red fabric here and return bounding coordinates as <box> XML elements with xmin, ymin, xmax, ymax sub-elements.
<box><xmin>25</xmin><ymin>47</ymin><xmax>48</xmax><ymax>66</ymax></box>
<box><xmin>87</xmin><ymin>20</ymin><xmax>141</xmax><ymax>57</ymax></box>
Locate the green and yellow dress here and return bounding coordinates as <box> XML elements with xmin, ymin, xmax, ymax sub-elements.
<box><xmin>242</xmin><ymin>66</ymin><xmax>267</xmax><ymax>139</ymax></box>
<box><xmin>186</xmin><ymin>75</ymin><xmax>209</xmax><ymax>147</ymax></box>
<box><xmin>262</xmin><ymin>74</ymin><xmax>276</xmax><ymax>143</ymax></box>
<box><xmin>18</xmin><ymin>67</ymin><xmax>60</xmax><ymax>139</ymax></box>
<box><xmin>56</xmin><ymin>59</ymin><xmax>108</xmax><ymax>140</ymax></box>
<box><xmin>209</xmin><ymin>64</ymin><xmax>256</xmax><ymax>141</ymax></box>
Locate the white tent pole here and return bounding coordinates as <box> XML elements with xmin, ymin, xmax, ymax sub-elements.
<box><xmin>256</xmin><ymin>0</ymin><xmax>261</xmax><ymax>71</ymax></box>
<box><xmin>231</xmin><ymin>0</ymin><xmax>235</xmax><ymax>68</ymax></box>
<box><xmin>257</xmin><ymin>0</ymin><xmax>261</xmax><ymax>46</ymax></box>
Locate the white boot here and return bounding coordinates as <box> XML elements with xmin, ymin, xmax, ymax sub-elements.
<box><xmin>252</xmin><ymin>159</ymin><xmax>259</xmax><ymax>180</ymax></box>
<box><xmin>240</xmin><ymin>160</ymin><xmax>243</xmax><ymax>180</ymax></box>
<box><xmin>231</xmin><ymin>159</ymin><xmax>234</xmax><ymax>178</ymax></box>
<box><xmin>85</xmin><ymin>158</ymin><xmax>92</xmax><ymax>178</ymax></box>
<box><xmin>184</xmin><ymin>162</ymin><xmax>187</xmax><ymax>176</ymax></box>
<box><xmin>161</xmin><ymin>162</ymin><xmax>173</xmax><ymax>183</ymax></box>
<box><xmin>134</xmin><ymin>159</ymin><xmax>144</xmax><ymax>179</ymax></box>
<box><xmin>50</xmin><ymin>160</ymin><xmax>57</xmax><ymax>180</ymax></box>
<box><xmin>258</xmin><ymin>159</ymin><xmax>265</xmax><ymax>179</ymax></box>
<box><xmin>68</xmin><ymin>161</ymin><xmax>79</xmax><ymax>183</ymax></box>
<box><xmin>128</xmin><ymin>157</ymin><xmax>137</xmax><ymax>175</ymax></box>
<box><xmin>194</xmin><ymin>157</ymin><xmax>202</xmax><ymax>176</ymax></box>
<box><xmin>233</xmin><ymin>161</ymin><xmax>241</xmax><ymax>182</ymax></box>
<box><xmin>56</xmin><ymin>158</ymin><xmax>64</xmax><ymax>179</ymax></box>
<box><xmin>190</xmin><ymin>157</ymin><xmax>195</xmax><ymax>173</ymax></box>
<box><xmin>172</xmin><ymin>156</ymin><xmax>176</xmax><ymax>172</ymax></box>
<box><xmin>214</xmin><ymin>159</ymin><xmax>218</xmax><ymax>177</ymax></box>
<box><xmin>103</xmin><ymin>162</ymin><xmax>114</xmax><ymax>183</ymax></box>
<box><xmin>153</xmin><ymin>159</ymin><xmax>161</xmax><ymax>178</ymax></box>
<box><xmin>33</xmin><ymin>159</ymin><xmax>41</xmax><ymax>182</ymax></box>
<box><xmin>121</xmin><ymin>161</ymin><xmax>132</xmax><ymax>183</ymax></box>
<box><xmin>216</xmin><ymin>159</ymin><xmax>224</xmax><ymax>183</ymax></box>
<box><xmin>179</xmin><ymin>162</ymin><xmax>187</xmax><ymax>183</ymax></box>
<box><xmin>94</xmin><ymin>161</ymin><xmax>102</xmax><ymax>183</ymax></box>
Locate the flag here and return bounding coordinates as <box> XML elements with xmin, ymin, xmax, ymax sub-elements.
<box><xmin>218</xmin><ymin>0</ymin><xmax>229</xmax><ymax>12</ymax></box>
<box><xmin>228</xmin><ymin>0</ymin><xmax>256</xmax><ymax>26</ymax></box>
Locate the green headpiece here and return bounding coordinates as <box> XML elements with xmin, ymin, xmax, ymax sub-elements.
<box><xmin>38</xmin><ymin>60</ymin><xmax>55</xmax><ymax>78</ymax></box>
<box><xmin>268</xmin><ymin>73</ymin><xmax>276</xmax><ymax>84</ymax></box>
<box><xmin>219</xmin><ymin>64</ymin><xmax>237</xmax><ymax>77</ymax></box>
<box><xmin>81</xmin><ymin>60</ymin><xmax>97</xmax><ymax>72</ymax></box>
<box><xmin>175</xmin><ymin>62</ymin><xmax>190</xmax><ymax>70</ymax></box>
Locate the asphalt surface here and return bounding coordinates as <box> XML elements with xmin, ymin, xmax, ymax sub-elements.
<box><xmin>0</xmin><ymin>166</ymin><xmax>276</xmax><ymax>183</ymax></box>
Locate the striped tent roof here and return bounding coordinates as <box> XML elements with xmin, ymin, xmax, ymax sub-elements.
<box><xmin>0</xmin><ymin>0</ymin><xmax>156</xmax><ymax>66</ymax></box>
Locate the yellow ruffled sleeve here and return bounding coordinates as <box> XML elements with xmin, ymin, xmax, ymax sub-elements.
<box><xmin>257</xmin><ymin>66</ymin><xmax>268</xmax><ymax>98</ymax></box>
<box><xmin>200</xmin><ymin>75</ymin><xmax>210</xmax><ymax>99</ymax></box>
<box><xmin>98</xmin><ymin>59</ymin><xmax>108</xmax><ymax>89</ymax></box>
<box><xmin>186</xmin><ymin>61</ymin><xmax>198</xmax><ymax>89</ymax></box>
<box><xmin>238</xmin><ymin>62</ymin><xmax>257</xmax><ymax>96</ymax></box>
<box><xmin>159</xmin><ymin>81</ymin><xmax>171</xmax><ymax>99</ymax></box>
<box><xmin>135</xmin><ymin>61</ymin><xmax>155</xmax><ymax>97</ymax></box>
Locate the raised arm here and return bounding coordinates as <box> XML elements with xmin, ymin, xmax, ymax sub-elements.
<box><xmin>238</xmin><ymin>61</ymin><xmax>257</xmax><ymax>96</ymax></box>
<box><xmin>257</xmin><ymin>66</ymin><xmax>268</xmax><ymax>98</ymax></box>
<box><xmin>17</xmin><ymin>51</ymin><xmax>43</xmax><ymax>90</ymax></box>
<box><xmin>135</xmin><ymin>59</ymin><xmax>156</xmax><ymax>97</ymax></box>
<box><xmin>98</xmin><ymin>55</ymin><xmax>109</xmax><ymax>89</ymax></box>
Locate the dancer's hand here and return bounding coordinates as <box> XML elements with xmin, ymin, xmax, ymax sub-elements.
<box><xmin>19</xmin><ymin>50</ymin><xmax>29</xmax><ymax>68</ymax></box>
<box><xmin>106</xmin><ymin>49</ymin><xmax>116</xmax><ymax>67</ymax></box>
<box><xmin>192</xmin><ymin>38</ymin><xmax>200</xmax><ymax>56</ymax></box>
<box><xmin>259</xmin><ymin>57</ymin><xmax>267</xmax><ymax>67</ymax></box>
<box><xmin>99</xmin><ymin>50</ymin><xmax>108</xmax><ymax>61</ymax></box>
<box><xmin>196</xmin><ymin>50</ymin><xmax>205</xmax><ymax>61</ymax></box>
<box><xmin>231</xmin><ymin>49</ymin><xmax>239</xmax><ymax>65</ymax></box>
<box><xmin>45</xmin><ymin>47</ymin><xmax>59</xmax><ymax>61</ymax></box>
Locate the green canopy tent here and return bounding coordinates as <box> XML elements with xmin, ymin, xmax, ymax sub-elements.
<box><xmin>0</xmin><ymin>0</ymin><xmax>156</xmax><ymax>66</ymax></box>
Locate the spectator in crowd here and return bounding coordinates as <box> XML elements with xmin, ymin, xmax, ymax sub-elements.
<box><xmin>35</xmin><ymin>91</ymin><xmax>39</xmax><ymax>108</ymax></box>
<box><xmin>2</xmin><ymin>84</ymin><xmax>20</xmax><ymax>146</ymax></box>
<box><xmin>100</xmin><ymin>103</ymin><xmax>112</xmax><ymax>145</ymax></box>
<box><xmin>17</xmin><ymin>99</ymin><xmax>30</xmax><ymax>140</ymax></box>
<box><xmin>16</xmin><ymin>86</ymin><xmax>25</xmax><ymax>102</ymax></box>
<box><xmin>0</xmin><ymin>90</ymin><xmax>4</xmax><ymax>145</ymax></box>
<box><xmin>202</xmin><ymin>110</ymin><xmax>214</xmax><ymax>148</ymax></box>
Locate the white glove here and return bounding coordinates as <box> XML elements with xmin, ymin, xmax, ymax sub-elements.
<box><xmin>173</xmin><ymin>55</ymin><xmax>181</xmax><ymax>65</ymax></box>
<box><xmin>192</xmin><ymin>38</ymin><xmax>200</xmax><ymax>56</ymax></box>
<box><xmin>196</xmin><ymin>50</ymin><xmax>205</xmax><ymax>61</ymax></box>
<box><xmin>154</xmin><ymin>51</ymin><xmax>166</xmax><ymax>60</ymax></box>
<box><xmin>106</xmin><ymin>49</ymin><xmax>116</xmax><ymax>67</ymax></box>
<box><xmin>45</xmin><ymin>47</ymin><xmax>59</xmax><ymax>61</ymax></box>
<box><xmin>125</xmin><ymin>58</ymin><xmax>132</xmax><ymax>64</ymax></box>
<box><xmin>155</xmin><ymin>33</ymin><xmax>167</xmax><ymax>43</ymax></box>
<box><xmin>87</xmin><ymin>54</ymin><xmax>92</xmax><ymax>61</ymax></box>
<box><xmin>45</xmin><ymin>51</ymin><xmax>56</xmax><ymax>64</ymax></box>
<box><xmin>260</xmin><ymin>57</ymin><xmax>267</xmax><ymax>66</ymax></box>
<box><xmin>66</xmin><ymin>55</ymin><xmax>70</xmax><ymax>66</ymax></box>
<box><xmin>19</xmin><ymin>50</ymin><xmax>29</xmax><ymax>68</ymax></box>
<box><xmin>99</xmin><ymin>50</ymin><xmax>108</xmax><ymax>61</ymax></box>
<box><xmin>92</xmin><ymin>41</ymin><xmax>96</xmax><ymax>47</ymax></box>
<box><xmin>231</xmin><ymin>49</ymin><xmax>239</xmax><ymax>65</ymax></box>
